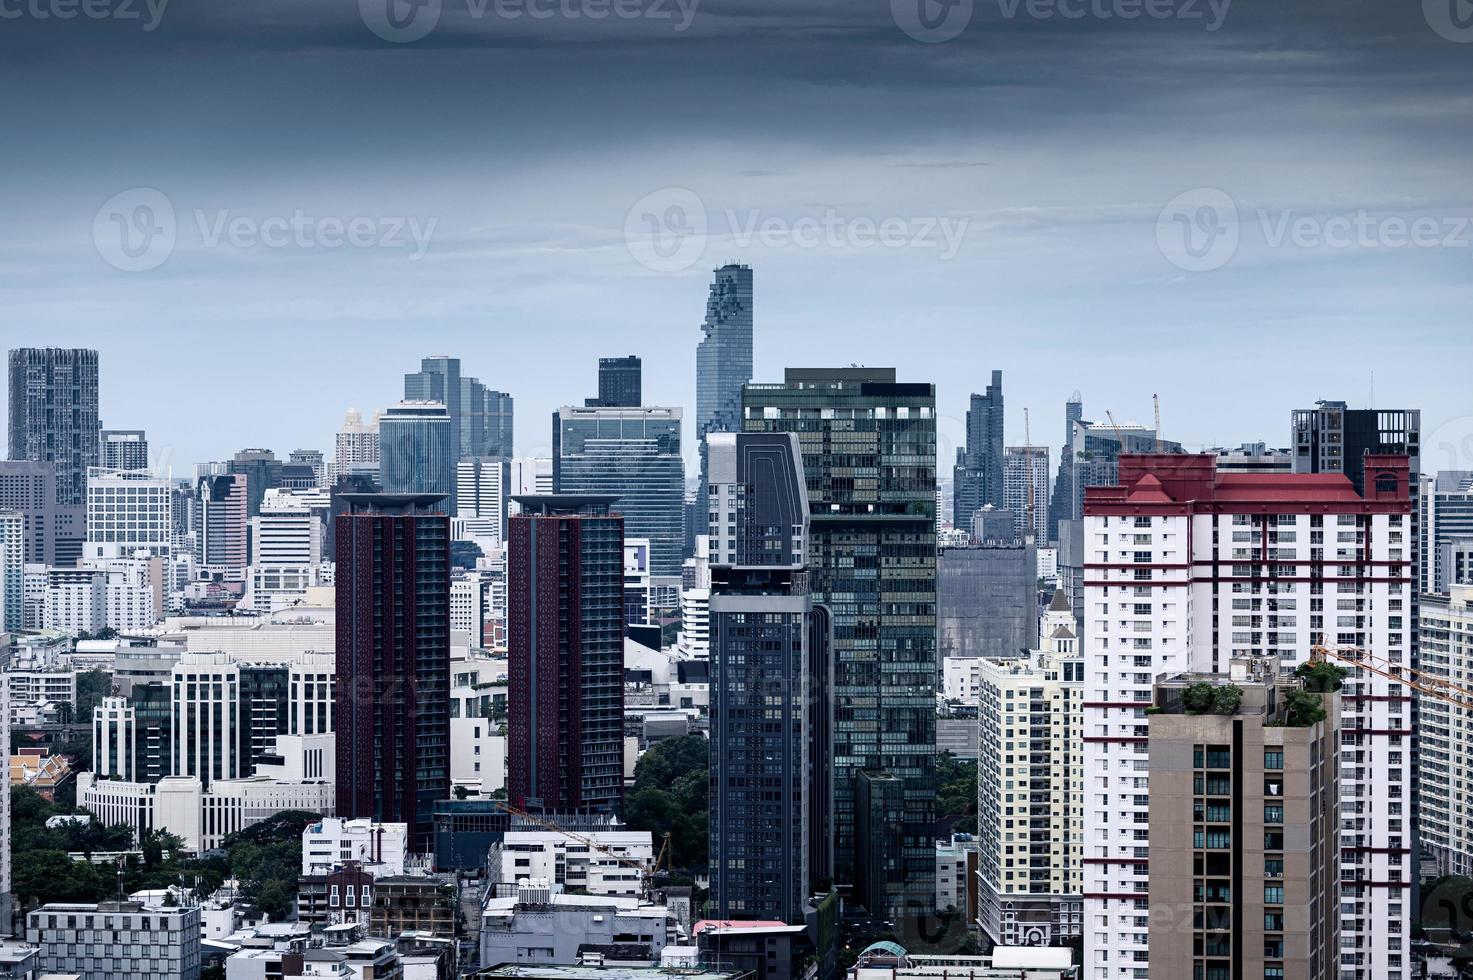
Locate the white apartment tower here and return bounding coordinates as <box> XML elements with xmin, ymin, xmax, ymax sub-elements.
<box><xmin>85</xmin><ymin>467</ymin><xmax>173</xmax><ymax>561</ymax></box>
<box><xmin>335</xmin><ymin>408</ymin><xmax>380</xmax><ymax>478</ymax></box>
<box><xmin>1083</xmin><ymin>454</ymin><xmax>1412</xmax><ymax>980</ymax></box>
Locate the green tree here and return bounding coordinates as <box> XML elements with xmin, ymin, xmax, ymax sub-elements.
<box><xmin>625</xmin><ymin>736</ymin><xmax>709</xmax><ymax>872</ymax></box>
<box><xmin>935</xmin><ymin>752</ymin><xmax>978</xmax><ymax>833</ymax></box>
<box><xmin>1209</xmin><ymin>685</ymin><xmax>1243</xmax><ymax>715</ymax></box>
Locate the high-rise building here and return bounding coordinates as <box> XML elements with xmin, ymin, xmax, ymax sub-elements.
<box><xmin>456</xmin><ymin>457</ymin><xmax>508</xmax><ymax>545</ymax></box>
<box><xmin>937</xmin><ymin>539</ymin><xmax>1038</xmax><ymax>662</ymax></box>
<box><xmin>84</xmin><ymin>468</ymin><xmax>173</xmax><ymax>561</ymax></box>
<box><xmin>553</xmin><ymin>405</ymin><xmax>684</xmax><ymax>578</ymax></box>
<box><xmin>1419</xmin><ymin>471</ymin><xmax>1473</xmax><ymax>594</ymax></box>
<box><xmin>380</xmin><ymin>402</ymin><xmax>457</xmax><ymax>507</ymax></box>
<box><xmin>975</xmin><ymin>591</ymin><xmax>1083</xmax><ymax>948</ymax></box>
<box><xmin>507</xmin><ymin>457</ymin><xmax>554</xmax><ymax>510</ymax></box>
<box><xmin>486</xmin><ymin>390</ymin><xmax>515</xmax><ymax>459</ymax></box>
<box><xmin>953</xmin><ymin>370</ymin><xmax>1005</xmax><ymax>526</ymax></box>
<box><xmin>7</xmin><ymin>347</ymin><xmax>100</xmax><ymax>507</ymax></box>
<box><xmin>171</xmin><ymin>653</ymin><xmax>244</xmax><ymax>789</ymax></box>
<box><xmin>1002</xmin><ymin>445</ymin><xmax>1050</xmax><ymax>542</ymax></box>
<box><xmin>227</xmin><ymin>449</ymin><xmax>284</xmax><ymax>518</ymax></box>
<box><xmin>706</xmin><ymin>431</ymin><xmax>830</xmax><ymax>923</ymax></box>
<box><xmin>695</xmin><ymin>264</ymin><xmax>754</xmax><ymax>538</ymax></box>
<box><xmin>405</xmin><ymin>356</ymin><xmax>512</xmax><ymax>459</ymax></box>
<box><xmin>1147</xmin><ymin>672</ymin><xmax>1341</xmax><ymax>980</ymax></box>
<box><xmin>507</xmin><ymin>495</ymin><xmax>624</xmax><ymax>817</ymax></box>
<box><xmin>335</xmin><ymin>409</ymin><xmax>381</xmax><ymax>479</ymax></box>
<box><xmin>0</xmin><ymin>510</ymin><xmax>22</xmax><ymax>631</ymax></box>
<box><xmin>198</xmin><ymin>473</ymin><xmax>249</xmax><ymax>580</ymax></box>
<box><xmin>405</xmin><ymin>355</ymin><xmax>463</xmax><ymax>450</ymax></box>
<box><xmin>99</xmin><ymin>430</ymin><xmax>149</xmax><ymax>472</ymax></box>
<box><xmin>1046</xmin><ymin>391</ymin><xmax>1084</xmax><ymax>544</ymax></box>
<box><xmin>1292</xmin><ymin>400</ymin><xmax>1421</xmax><ymax>492</ymax></box>
<box><xmin>248</xmin><ymin>489</ymin><xmax>326</xmax><ymax>611</ymax></box>
<box><xmin>335</xmin><ymin>493</ymin><xmax>451</xmax><ymax>850</ymax></box>
<box><xmin>741</xmin><ymin>367</ymin><xmax>936</xmax><ymax>919</ymax></box>
<box><xmin>1083</xmin><ymin>454</ymin><xmax>1412</xmax><ymax>980</ymax></box>
<box><xmin>288</xmin><ymin>449</ymin><xmax>327</xmax><ymax>487</ymax></box>
<box><xmin>589</xmin><ymin>356</ymin><xmax>642</xmax><ymax>408</ymax></box>
<box><xmin>1418</xmin><ymin>583</ymin><xmax>1473</xmax><ymax>877</ymax></box>
<box><xmin>0</xmin><ymin>460</ymin><xmax>84</xmax><ymax>566</ymax></box>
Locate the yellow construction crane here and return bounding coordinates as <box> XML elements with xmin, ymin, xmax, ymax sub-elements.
<box><xmin>1153</xmin><ymin>393</ymin><xmax>1163</xmax><ymax>453</ymax></box>
<box><xmin>1310</xmin><ymin>644</ymin><xmax>1473</xmax><ymax>711</ymax></box>
<box><xmin>493</xmin><ymin>802</ymin><xmax>672</xmax><ymax>893</ymax></box>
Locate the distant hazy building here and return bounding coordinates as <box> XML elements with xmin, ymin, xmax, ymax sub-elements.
<box><xmin>456</xmin><ymin>456</ymin><xmax>508</xmax><ymax>545</ymax></box>
<box><xmin>938</xmin><ymin>540</ymin><xmax>1037</xmax><ymax>661</ymax></box>
<box><xmin>695</xmin><ymin>263</ymin><xmax>754</xmax><ymax>537</ymax></box>
<box><xmin>1420</xmin><ymin>471</ymin><xmax>1473</xmax><ymax>594</ymax></box>
<box><xmin>404</xmin><ymin>355</ymin><xmax>513</xmax><ymax>459</ymax></box>
<box><xmin>707</xmin><ymin>431</ymin><xmax>830</xmax><ymax>923</ymax></box>
<box><xmin>380</xmin><ymin>401</ymin><xmax>456</xmax><ymax>507</ymax></box>
<box><xmin>0</xmin><ymin>460</ymin><xmax>84</xmax><ymax>566</ymax></box>
<box><xmin>953</xmin><ymin>371</ymin><xmax>1005</xmax><ymax>526</ymax></box>
<box><xmin>1002</xmin><ymin>446</ymin><xmax>1049</xmax><ymax>542</ymax></box>
<box><xmin>507</xmin><ymin>458</ymin><xmax>554</xmax><ymax>513</ymax></box>
<box><xmin>288</xmin><ymin>448</ymin><xmax>326</xmax><ymax>486</ymax></box>
<box><xmin>1045</xmin><ymin>391</ymin><xmax>1084</xmax><ymax>545</ymax></box>
<box><xmin>100</xmin><ymin>430</ymin><xmax>149</xmax><ymax>472</ymax></box>
<box><xmin>1211</xmin><ymin>442</ymin><xmax>1294</xmax><ymax>473</ymax></box>
<box><xmin>335</xmin><ymin>408</ymin><xmax>380</xmax><ymax>479</ymax></box>
<box><xmin>553</xmin><ymin>405</ymin><xmax>684</xmax><ymax>578</ymax></box>
<box><xmin>590</xmin><ymin>355</ymin><xmax>642</xmax><ymax>408</ymax></box>
<box><xmin>507</xmin><ymin>495</ymin><xmax>625</xmax><ymax>817</ymax></box>
<box><xmin>742</xmin><ymin>367</ymin><xmax>936</xmax><ymax>919</ymax></box>
<box><xmin>226</xmin><ymin>449</ymin><xmax>283</xmax><ymax>518</ymax></box>
<box><xmin>198</xmin><ymin>473</ymin><xmax>249</xmax><ymax>580</ymax></box>
<box><xmin>8</xmin><ymin>347</ymin><xmax>100</xmax><ymax>506</ymax></box>
<box><xmin>1420</xmin><ymin>583</ymin><xmax>1473</xmax><ymax>877</ymax></box>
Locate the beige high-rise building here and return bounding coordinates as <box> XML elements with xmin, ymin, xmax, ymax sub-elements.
<box><xmin>976</xmin><ymin>591</ymin><xmax>1084</xmax><ymax>947</ymax></box>
<box><xmin>1147</xmin><ymin>668</ymin><xmax>1340</xmax><ymax>980</ymax></box>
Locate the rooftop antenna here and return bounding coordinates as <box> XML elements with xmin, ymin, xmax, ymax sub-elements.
<box><xmin>1153</xmin><ymin>394</ymin><xmax>1163</xmax><ymax>452</ymax></box>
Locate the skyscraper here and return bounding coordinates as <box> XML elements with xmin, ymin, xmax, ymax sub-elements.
<box><xmin>0</xmin><ymin>460</ymin><xmax>84</xmax><ymax>566</ymax></box>
<box><xmin>85</xmin><ymin>468</ymin><xmax>173</xmax><ymax>561</ymax></box>
<box><xmin>404</xmin><ymin>356</ymin><xmax>513</xmax><ymax>458</ymax></box>
<box><xmin>553</xmin><ymin>405</ymin><xmax>684</xmax><ymax>578</ymax></box>
<box><xmin>485</xmin><ymin>390</ymin><xmax>515</xmax><ymax>458</ymax></box>
<box><xmin>198</xmin><ymin>473</ymin><xmax>249</xmax><ymax>580</ymax></box>
<box><xmin>953</xmin><ymin>370</ymin><xmax>1004</xmax><ymax>526</ymax></box>
<box><xmin>456</xmin><ymin>456</ymin><xmax>508</xmax><ymax>545</ymax></box>
<box><xmin>1002</xmin><ymin>445</ymin><xmax>1050</xmax><ymax>542</ymax></box>
<box><xmin>741</xmin><ymin>367</ymin><xmax>936</xmax><ymax>919</ymax></box>
<box><xmin>379</xmin><ymin>402</ymin><xmax>457</xmax><ymax>508</ymax></box>
<box><xmin>706</xmin><ymin>432</ymin><xmax>830</xmax><ymax>923</ymax></box>
<box><xmin>1292</xmin><ymin>400</ymin><xmax>1421</xmax><ymax>492</ymax></box>
<box><xmin>507</xmin><ymin>494</ymin><xmax>624</xmax><ymax>816</ymax></box>
<box><xmin>335</xmin><ymin>493</ymin><xmax>451</xmax><ymax>851</ymax></box>
<box><xmin>695</xmin><ymin>264</ymin><xmax>754</xmax><ymax>533</ymax></box>
<box><xmin>1046</xmin><ymin>390</ymin><xmax>1083</xmax><ymax>544</ymax></box>
<box><xmin>589</xmin><ymin>356</ymin><xmax>641</xmax><ymax>408</ymax></box>
<box><xmin>1420</xmin><ymin>471</ymin><xmax>1473</xmax><ymax>594</ymax></box>
<box><xmin>0</xmin><ymin>510</ymin><xmax>23</xmax><ymax>631</ymax></box>
<box><xmin>404</xmin><ymin>356</ymin><xmax>463</xmax><ymax>451</ymax></box>
<box><xmin>335</xmin><ymin>409</ymin><xmax>381</xmax><ymax>479</ymax></box>
<box><xmin>99</xmin><ymin>430</ymin><xmax>149</xmax><ymax>472</ymax></box>
<box><xmin>1083</xmin><ymin>454</ymin><xmax>1412</xmax><ymax>980</ymax></box>
<box><xmin>227</xmin><ymin>448</ymin><xmax>283</xmax><ymax>518</ymax></box>
<box><xmin>7</xmin><ymin>348</ymin><xmax>100</xmax><ymax>507</ymax></box>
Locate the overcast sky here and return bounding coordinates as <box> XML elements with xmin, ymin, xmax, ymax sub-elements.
<box><xmin>3</xmin><ymin>0</ymin><xmax>1471</xmax><ymax>475</ymax></box>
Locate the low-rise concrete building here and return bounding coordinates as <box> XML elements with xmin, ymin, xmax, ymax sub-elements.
<box><xmin>25</xmin><ymin>901</ymin><xmax>201</xmax><ymax>980</ymax></box>
<box><xmin>479</xmin><ymin>880</ymin><xmax>672</xmax><ymax>968</ymax></box>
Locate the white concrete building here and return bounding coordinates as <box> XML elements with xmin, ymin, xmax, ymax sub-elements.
<box><xmin>506</xmin><ymin>458</ymin><xmax>553</xmax><ymax>515</ymax></box>
<box><xmin>490</xmin><ymin>830</ymin><xmax>654</xmax><ymax>898</ymax></box>
<box><xmin>335</xmin><ymin>408</ymin><xmax>380</xmax><ymax>479</ymax></box>
<box><xmin>302</xmin><ymin>817</ymin><xmax>410</xmax><ymax>877</ymax></box>
<box><xmin>1419</xmin><ymin>584</ymin><xmax>1473</xmax><ymax>877</ymax></box>
<box><xmin>450</xmin><ymin>572</ymin><xmax>494</xmax><ymax>642</ymax></box>
<box><xmin>247</xmin><ymin>489</ymin><xmax>326</xmax><ymax>612</ymax></box>
<box><xmin>172</xmin><ymin>653</ymin><xmax>243</xmax><ymax>787</ymax></box>
<box><xmin>43</xmin><ymin>556</ymin><xmax>161</xmax><ymax>635</ymax></box>
<box><xmin>457</xmin><ymin>457</ymin><xmax>507</xmax><ymax>545</ymax></box>
<box><xmin>942</xmin><ymin>657</ymin><xmax>983</xmax><ymax>703</ymax></box>
<box><xmin>84</xmin><ymin>468</ymin><xmax>173</xmax><ymax>561</ymax></box>
<box><xmin>976</xmin><ymin>591</ymin><xmax>1083</xmax><ymax>948</ymax></box>
<box><xmin>1083</xmin><ymin>455</ymin><xmax>1413</xmax><ymax>980</ymax></box>
<box><xmin>480</xmin><ymin>880</ymin><xmax>672</xmax><ymax>967</ymax></box>
<box><xmin>935</xmin><ymin>835</ymin><xmax>978</xmax><ymax>915</ymax></box>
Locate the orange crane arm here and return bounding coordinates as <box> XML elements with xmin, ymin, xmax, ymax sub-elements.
<box><xmin>1311</xmin><ymin>644</ymin><xmax>1473</xmax><ymax>712</ymax></box>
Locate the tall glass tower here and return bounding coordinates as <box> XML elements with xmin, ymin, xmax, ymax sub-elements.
<box><xmin>553</xmin><ymin>406</ymin><xmax>684</xmax><ymax>578</ymax></box>
<box><xmin>7</xmin><ymin>347</ymin><xmax>100</xmax><ymax>506</ymax></box>
<box><xmin>952</xmin><ymin>369</ymin><xmax>1004</xmax><ymax>533</ymax></box>
<box><xmin>379</xmin><ymin>402</ymin><xmax>456</xmax><ymax>508</ymax></box>
<box><xmin>741</xmin><ymin>368</ymin><xmax>936</xmax><ymax>920</ymax></box>
<box><xmin>695</xmin><ymin>265</ymin><xmax>754</xmax><ymax>534</ymax></box>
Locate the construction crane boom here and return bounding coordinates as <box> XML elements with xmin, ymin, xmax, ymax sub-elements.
<box><xmin>1104</xmin><ymin>410</ymin><xmax>1126</xmax><ymax>448</ymax></box>
<box><xmin>1311</xmin><ymin>644</ymin><xmax>1473</xmax><ymax>711</ymax></box>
